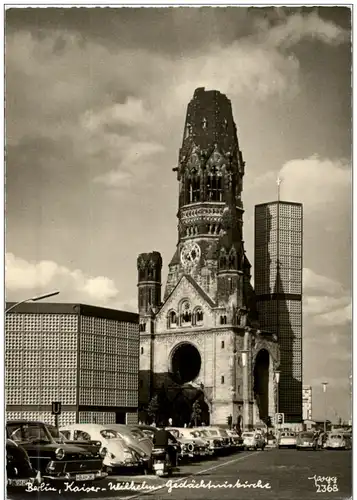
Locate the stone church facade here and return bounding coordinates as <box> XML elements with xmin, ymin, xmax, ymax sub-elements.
<box><xmin>138</xmin><ymin>88</ymin><xmax>279</xmax><ymax>427</ymax></box>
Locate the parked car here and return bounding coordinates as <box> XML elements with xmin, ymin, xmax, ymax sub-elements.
<box><xmin>278</xmin><ymin>431</ymin><xmax>297</xmax><ymax>449</ymax></box>
<box><xmin>226</xmin><ymin>429</ymin><xmax>244</xmax><ymax>449</ymax></box>
<box><xmin>241</xmin><ymin>431</ymin><xmax>265</xmax><ymax>451</ymax></box>
<box><xmin>6</xmin><ymin>439</ymin><xmax>38</xmax><ymax>488</ymax></box>
<box><xmin>201</xmin><ymin>427</ymin><xmax>232</xmax><ymax>451</ymax></box>
<box><xmin>165</xmin><ymin>428</ymin><xmax>201</xmax><ymax>459</ymax></box>
<box><xmin>60</xmin><ymin>423</ymin><xmax>148</xmax><ymax>472</ymax></box>
<box><xmin>195</xmin><ymin>428</ymin><xmax>224</xmax><ymax>454</ymax></box>
<box><xmin>135</xmin><ymin>425</ymin><xmax>193</xmax><ymax>462</ymax></box>
<box><xmin>169</xmin><ymin>428</ymin><xmax>210</xmax><ymax>457</ymax></box>
<box><xmin>296</xmin><ymin>431</ymin><xmax>318</xmax><ymax>450</ymax></box>
<box><xmin>6</xmin><ymin>421</ymin><xmax>107</xmax><ymax>483</ymax></box>
<box><xmin>324</xmin><ymin>433</ymin><xmax>352</xmax><ymax>450</ymax></box>
<box><xmin>107</xmin><ymin>424</ymin><xmax>153</xmax><ymax>457</ymax></box>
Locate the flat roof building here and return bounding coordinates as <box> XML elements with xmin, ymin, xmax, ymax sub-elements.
<box><xmin>255</xmin><ymin>200</ymin><xmax>303</xmax><ymax>423</ymax></box>
<box><xmin>5</xmin><ymin>302</ymin><xmax>139</xmax><ymax>426</ymax></box>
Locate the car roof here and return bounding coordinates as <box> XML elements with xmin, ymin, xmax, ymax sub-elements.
<box><xmin>59</xmin><ymin>423</ymin><xmax>108</xmax><ymax>430</ymax></box>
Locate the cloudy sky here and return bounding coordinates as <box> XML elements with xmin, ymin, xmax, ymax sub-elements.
<box><xmin>5</xmin><ymin>6</ymin><xmax>351</xmax><ymax>421</ymax></box>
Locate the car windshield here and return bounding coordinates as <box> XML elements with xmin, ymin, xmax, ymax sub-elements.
<box><xmin>100</xmin><ymin>430</ymin><xmax>123</xmax><ymax>440</ymax></box>
<box><xmin>299</xmin><ymin>433</ymin><xmax>313</xmax><ymax>438</ymax></box>
<box><xmin>130</xmin><ymin>429</ymin><xmax>145</xmax><ymax>439</ymax></box>
<box><xmin>207</xmin><ymin>430</ymin><xmax>218</xmax><ymax>436</ymax></box>
<box><xmin>190</xmin><ymin>431</ymin><xmax>201</xmax><ymax>438</ymax></box>
<box><xmin>330</xmin><ymin>434</ymin><xmax>342</xmax><ymax>439</ymax></box>
<box><xmin>199</xmin><ymin>430</ymin><xmax>209</xmax><ymax>437</ymax></box>
<box><xmin>281</xmin><ymin>433</ymin><xmax>295</xmax><ymax>437</ymax></box>
<box><xmin>243</xmin><ymin>433</ymin><xmax>254</xmax><ymax>437</ymax></box>
<box><xmin>7</xmin><ymin>423</ymin><xmax>52</xmax><ymax>444</ymax></box>
<box><xmin>46</xmin><ymin>426</ymin><xmax>68</xmax><ymax>443</ymax></box>
<box><xmin>169</xmin><ymin>429</ymin><xmax>181</xmax><ymax>439</ymax></box>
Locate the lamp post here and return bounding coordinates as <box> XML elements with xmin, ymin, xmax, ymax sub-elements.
<box><xmin>274</xmin><ymin>370</ymin><xmax>281</xmax><ymax>414</ymax></box>
<box><xmin>241</xmin><ymin>348</ymin><xmax>249</xmax><ymax>430</ymax></box>
<box><xmin>5</xmin><ymin>291</ymin><xmax>60</xmax><ymax>314</ymax></box>
<box><xmin>322</xmin><ymin>382</ymin><xmax>328</xmax><ymax>433</ymax></box>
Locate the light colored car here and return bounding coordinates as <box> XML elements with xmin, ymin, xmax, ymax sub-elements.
<box><xmin>278</xmin><ymin>431</ymin><xmax>297</xmax><ymax>449</ymax></box>
<box><xmin>325</xmin><ymin>433</ymin><xmax>352</xmax><ymax>450</ymax></box>
<box><xmin>242</xmin><ymin>432</ymin><xmax>265</xmax><ymax>451</ymax></box>
<box><xmin>110</xmin><ymin>424</ymin><xmax>153</xmax><ymax>456</ymax></box>
<box><xmin>296</xmin><ymin>431</ymin><xmax>318</xmax><ymax>450</ymax></box>
<box><xmin>60</xmin><ymin>424</ymin><xmax>147</xmax><ymax>471</ymax></box>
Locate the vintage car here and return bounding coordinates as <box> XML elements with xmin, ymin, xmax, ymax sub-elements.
<box><xmin>6</xmin><ymin>420</ymin><xmax>107</xmax><ymax>483</ymax></box>
<box><xmin>324</xmin><ymin>433</ymin><xmax>352</xmax><ymax>450</ymax></box>
<box><xmin>60</xmin><ymin>423</ymin><xmax>148</xmax><ymax>472</ymax></box>
<box><xmin>194</xmin><ymin>428</ymin><xmax>224</xmax><ymax>454</ymax></box>
<box><xmin>201</xmin><ymin>427</ymin><xmax>232</xmax><ymax>451</ymax></box>
<box><xmin>296</xmin><ymin>431</ymin><xmax>318</xmax><ymax>450</ymax></box>
<box><xmin>6</xmin><ymin>439</ymin><xmax>38</xmax><ymax>488</ymax></box>
<box><xmin>110</xmin><ymin>424</ymin><xmax>153</xmax><ymax>456</ymax></box>
<box><xmin>241</xmin><ymin>431</ymin><xmax>266</xmax><ymax>451</ymax></box>
<box><xmin>277</xmin><ymin>431</ymin><xmax>297</xmax><ymax>449</ymax></box>
<box><xmin>169</xmin><ymin>428</ymin><xmax>210</xmax><ymax>457</ymax></box>
<box><xmin>135</xmin><ymin>425</ymin><xmax>194</xmax><ymax>461</ymax></box>
<box><xmin>226</xmin><ymin>429</ymin><xmax>244</xmax><ymax>449</ymax></box>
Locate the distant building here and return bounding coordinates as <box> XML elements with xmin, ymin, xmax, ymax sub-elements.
<box><xmin>254</xmin><ymin>200</ymin><xmax>303</xmax><ymax>422</ymax></box>
<box><xmin>5</xmin><ymin>302</ymin><xmax>139</xmax><ymax>426</ymax></box>
<box><xmin>303</xmin><ymin>385</ymin><xmax>313</xmax><ymax>420</ymax></box>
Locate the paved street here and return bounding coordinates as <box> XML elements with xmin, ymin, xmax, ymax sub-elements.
<box><xmin>7</xmin><ymin>448</ymin><xmax>351</xmax><ymax>500</ymax></box>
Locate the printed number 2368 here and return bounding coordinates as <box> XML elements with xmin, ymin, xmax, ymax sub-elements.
<box><xmin>317</xmin><ymin>484</ymin><xmax>338</xmax><ymax>493</ymax></box>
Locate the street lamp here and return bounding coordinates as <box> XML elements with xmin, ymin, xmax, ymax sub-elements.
<box><xmin>5</xmin><ymin>291</ymin><xmax>60</xmax><ymax>314</ymax></box>
<box><xmin>322</xmin><ymin>382</ymin><xmax>328</xmax><ymax>433</ymax></box>
<box><xmin>274</xmin><ymin>370</ymin><xmax>281</xmax><ymax>414</ymax></box>
<box><xmin>240</xmin><ymin>348</ymin><xmax>249</xmax><ymax>430</ymax></box>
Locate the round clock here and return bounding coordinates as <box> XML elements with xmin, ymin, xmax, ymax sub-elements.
<box><xmin>180</xmin><ymin>241</ymin><xmax>201</xmax><ymax>268</ymax></box>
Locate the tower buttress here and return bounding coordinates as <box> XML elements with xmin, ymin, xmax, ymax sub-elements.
<box><xmin>137</xmin><ymin>252</ymin><xmax>162</xmax><ymax>333</ymax></box>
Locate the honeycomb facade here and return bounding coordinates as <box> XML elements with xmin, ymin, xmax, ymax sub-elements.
<box><xmin>255</xmin><ymin>201</ymin><xmax>303</xmax><ymax>423</ymax></box>
<box><xmin>5</xmin><ymin>303</ymin><xmax>139</xmax><ymax>425</ymax></box>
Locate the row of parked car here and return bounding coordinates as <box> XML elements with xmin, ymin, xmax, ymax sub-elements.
<box><xmin>6</xmin><ymin>419</ymin><xmax>249</xmax><ymax>488</ymax></box>
<box><xmin>268</xmin><ymin>430</ymin><xmax>353</xmax><ymax>450</ymax></box>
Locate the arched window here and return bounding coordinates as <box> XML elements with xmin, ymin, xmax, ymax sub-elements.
<box><xmin>207</xmin><ymin>167</ymin><xmax>223</xmax><ymax>202</ymax></box>
<box><xmin>181</xmin><ymin>301</ymin><xmax>192</xmax><ymax>326</ymax></box>
<box><xmin>139</xmin><ymin>322</ymin><xmax>146</xmax><ymax>332</ymax></box>
<box><xmin>219</xmin><ymin>251</ymin><xmax>227</xmax><ymax>270</ymax></box>
<box><xmin>195</xmin><ymin>308</ymin><xmax>204</xmax><ymax>326</ymax></box>
<box><xmin>220</xmin><ymin>315</ymin><xmax>227</xmax><ymax>325</ymax></box>
<box><xmin>228</xmin><ymin>250</ymin><xmax>236</xmax><ymax>269</ymax></box>
<box><xmin>167</xmin><ymin>310</ymin><xmax>177</xmax><ymax>328</ymax></box>
<box><xmin>192</xmin><ymin>174</ymin><xmax>200</xmax><ymax>202</ymax></box>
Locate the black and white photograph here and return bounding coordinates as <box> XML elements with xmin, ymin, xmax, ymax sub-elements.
<box><xmin>4</xmin><ymin>4</ymin><xmax>352</xmax><ymax>500</ymax></box>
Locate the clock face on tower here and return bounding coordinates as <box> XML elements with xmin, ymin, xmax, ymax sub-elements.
<box><xmin>180</xmin><ymin>241</ymin><xmax>201</xmax><ymax>269</ymax></box>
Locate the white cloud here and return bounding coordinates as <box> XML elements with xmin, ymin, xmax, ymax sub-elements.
<box><xmin>315</xmin><ymin>302</ymin><xmax>352</xmax><ymax>327</ymax></box>
<box><xmin>279</xmin><ymin>155</ymin><xmax>351</xmax><ymax>210</ymax></box>
<box><xmin>303</xmin><ymin>267</ymin><xmax>346</xmax><ymax>296</ymax></box>
<box><xmin>302</xmin><ymin>267</ymin><xmax>351</xmax><ymax>327</ymax></box>
<box><xmin>5</xmin><ymin>252</ymin><xmax>119</xmax><ymax>304</ymax></box>
<box><xmin>258</xmin><ymin>11</ymin><xmax>349</xmax><ymax>49</ymax></box>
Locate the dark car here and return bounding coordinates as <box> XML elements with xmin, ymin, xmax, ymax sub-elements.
<box><xmin>296</xmin><ymin>431</ymin><xmax>318</xmax><ymax>450</ymax></box>
<box><xmin>6</xmin><ymin>439</ymin><xmax>38</xmax><ymax>488</ymax></box>
<box><xmin>6</xmin><ymin>420</ymin><xmax>107</xmax><ymax>483</ymax></box>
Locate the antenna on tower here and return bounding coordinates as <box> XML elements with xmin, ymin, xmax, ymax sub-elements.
<box><xmin>277</xmin><ymin>176</ymin><xmax>282</xmax><ymax>202</ymax></box>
